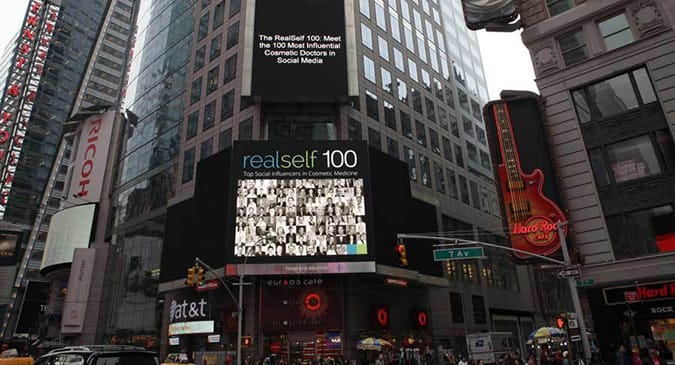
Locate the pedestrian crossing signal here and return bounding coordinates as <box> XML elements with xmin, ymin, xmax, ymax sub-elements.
<box><xmin>556</xmin><ymin>315</ymin><xmax>566</xmax><ymax>329</ymax></box>
<box><xmin>397</xmin><ymin>244</ymin><xmax>408</xmax><ymax>267</ymax></box>
<box><xmin>242</xmin><ymin>336</ymin><xmax>252</xmax><ymax>347</ymax></box>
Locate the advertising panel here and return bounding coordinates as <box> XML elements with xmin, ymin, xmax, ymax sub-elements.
<box><xmin>226</xmin><ymin>141</ymin><xmax>375</xmax><ymax>275</ymax></box>
<box><xmin>61</xmin><ymin>248</ymin><xmax>96</xmax><ymax>334</ymax></box>
<box><xmin>483</xmin><ymin>93</ymin><xmax>567</xmax><ymax>262</ymax></box>
<box><xmin>0</xmin><ymin>232</ymin><xmax>20</xmax><ymax>266</ymax></box>
<box><xmin>67</xmin><ymin>110</ymin><xmax>116</xmax><ymax>203</ymax></box>
<box><xmin>249</xmin><ymin>0</ymin><xmax>349</xmax><ymax>99</ymax></box>
<box><xmin>40</xmin><ymin>204</ymin><xmax>96</xmax><ymax>272</ymax></box>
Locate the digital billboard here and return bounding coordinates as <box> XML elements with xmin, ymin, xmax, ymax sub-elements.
<box><xmin>226</xmin><ymin>141</ymin><xmax>375</xmax><ymax>275</ymax></box>
<box><xmin>247</xmin><ymin>0</ymin><xmax>351</xmax><ymax>99</ymax></box>
<box><xmin>40</xmin><ymin>203</ymin><xmax>97</xmax><ymax>273</ymax></box>
<box><xmin>0</xmin><ymin>232</ymin><xmax>20</xmax><ymax>266</ymax></box>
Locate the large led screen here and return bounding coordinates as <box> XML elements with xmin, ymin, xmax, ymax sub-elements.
<box><xmin>250</xmin><ymin>0</ymin><xmax>349</xmax><ymax>98</ymax></box>
<box><xmin>227</xmin><ymin>141</ymin><xmax>375</xmax><ymax>274</ymax></box>
<box><xmin>40</xmin><ymin>203</ymin><xmax>96</xmax><ymax>272</ymax></box>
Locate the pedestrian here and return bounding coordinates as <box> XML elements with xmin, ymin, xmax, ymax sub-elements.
<box><xmin>616</xmin><ymin>346</ymin><xmax>629</xmax><ymax>365</ymax></box>
<box><xmin>377</xmin><ymin>354</ymin><xmax>385</xmax><ymax>365</ymax></box>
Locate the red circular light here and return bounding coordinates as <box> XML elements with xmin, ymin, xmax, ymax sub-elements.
<box><xmin>376</xmin><ymin>308</ymin><xmax>388</xmax><ymax>326</ymax></box>
<box><xmin>556</xmin><ymin>317</ymin><xmax>565</xmax><ymax>329</ymax></box>
<box><xmin>304</xmin><ymin>293</ymin><xmax>322</xmax><ymax>311</ymax></box>
<box><xmin>417</xmin><ymin>311</ymin><xmax>428</xmax><ymax>327</ymax></box>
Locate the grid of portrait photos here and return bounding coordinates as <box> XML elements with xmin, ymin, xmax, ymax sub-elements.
<box><xmin>234</xmin><ymin>178</ymin><xmax>368</xmax><ymax>257</ymax></box>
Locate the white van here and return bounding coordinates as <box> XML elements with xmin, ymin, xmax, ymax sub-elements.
<box><xmin>466</xmin><ymin>332</ymin><xmax>515</xmax><ymax>364</ymax></box>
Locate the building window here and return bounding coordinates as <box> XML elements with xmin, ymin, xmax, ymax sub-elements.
<box><xmin>546</xmin><ymin>0</ymin><xmax>573</xmax><ymax>17</ymax></box>
<box><xmin>191</xmin><ymin>77</ymin><xmax>202</xmax><ymax>104</ymax></box>
<box><xmin>429</xmin><ymin>128</ymin><xmax>440</xmax><ymax>154</ymax></box>
<box><xmin>459</xmin><ymin>174</ymin><xmax>470</xmax><ymax>204</ymax></box>
<box><xmin>397</xmin><ymin>78</ymin><xmax>408</xmax><ymax>104</ymax></box>
<box><xmin>408</xmin><ymin>59</ymin><xmax>418</xmax><ymax>82</ymax></box>
<box><xmin>445</xmin><ymin>86</ymin><xmax>455</xmax><ymax>110</ymax></box>
<box><xmin>394</xmin><ymin>48</ymin><xmax>405</xmax><ymax>71</ymax></box>
<box><xmin>194</xmin><ymin>46</ymin><xmax>206</xmax><ymax>71</ymax></box>
<box><xmin>462</xmin><ymin>263</ymin><xmax>479</xmax><ymax>284</ymax></box>
<box><xmin>480</xmin><ymin>150</ymin><xmax>492</xmax><ymax>170</ymax></box>
<box><xmin>412</xmin><ymin>88</ymin><xmax>423</xmax><ymax>114</ymax></box>
<box><xmin>224</xmin><ymin>54</ymin><xmax>237</xmax><ymax>83</ymax></box>
<box><xmin>447</xmin><ymin>168</ymin><xmax>458</xmax><ymax>199</ymax></box>
<box><xmin>182</xmin><ymin>147</ymin><xmax>196</xmax><ymax>183</ymax></box>
<box><xmin>458</xmin><ymin>89</ymin><xmax>470</xmax><ymax>113</ymax></box>
<box><xmin>558</xmin><ymin>29</ymin><xmax>588</xmax><ymax>66</ymax></box>
<box><xmin>449</xmin><ymin>293</ymin><xmax>464</xmax><ymax>323</ymax></box>
<box><xmin>462</xmin><ymin>116</ymin><xmax>474</xmax><ymax>138</ymax></box>
<box><xmin>420</xmin><ymin>154</ymin><xmax>432</xmax><ymax>187</ymax></box>
<box><xmin>425</xmin><ymin>97</ymin><xmax>436</xmax><ymax>122</ymax></box>
<box><xmin>381</xmin><ymin>68</ymin><xmax>393</xmax><ymax>95</ymax></box>
<box><xmin>203</xmin><ymin>101</ymin><xmax>216</xmax><ymax>131</ymax></box>
<box><xmin>404</xmin><ymin>146</ymin><xmax>417</xmax><ymax>181</ymax></box>
<box><xmin>227</xmin><ymin>21</ymin><xmax>239</xmax><ymax>49</ymax></box>
<box><xmin>213</xmin><ymin>1</ymin><xmax>225</xmax><ymax>29</ymax></box>
<box><xmin>378</xmin><ymin>36</ymin><xmax>389</xmax><ymax>61</ymax></box>
<box><xmin>572</xmin><ymin>68</ymin><xmax>657</xmax><ymax>123</ymax></box>
<box><xmin>210</xmin><ymin>34</ymin><xmax>222</xmax><ymax>61</ymax></box>
<box><xmin>207</xmin><ymin>66</ymin><xmax>219</xmax><ymax>94</ymax></box>
<box><xmin>401</xmin><ymin>111</ymin><xmax>413</xmax><ymax>139</ymax></box>
<box><xmin>470</xmin><ymin>181</ymin><xmax>481</xmax><ymax>209</ymax></box>
<box><xmin>384</xmin><ymin>101</ymin><xmax>396</xmax><ymax>130</ymax></box>
<box><xmin>606</xmin><ymin>205</ymin><xmax>675</xmax><ymax>260</ymax></box>
<box><xmin>366</xmin><ymin>90</ymin><xmax>379</xmax><ymax>120</ymax></box>
<box><xmin>439</xmin><ymin>108</ymin><xmax>448</xmax><ymax>131</ymax></box>
<box><xmin>415</xmin><ymin>120</ymin><xmax>426</xmax><ymax>146</ymax></box>
<box><xmin>466</xmin><ymin>141</ymin><xmax>479</xmax><ymax>163</ymax></box>
<box><xmin>221</xmin><ymin>89</ymin><xmax>234</xmax><ymax>121</ymax></box>
<box><xmin>368</xmin><ymin>128</ymin><xmax>382</xmax><ymax>150</ymax></box>
<box><xmin>360</xmin><ymin>0</ymin><xmax>370</xmax><ymax>18</ymax></box>
<box><xmin>387</xmin><ymin>137</ymin><xmax>399</xmax><ymax>158</ymax></box>
<box><xmin>219</xmin><ymin>128</ymin><xmax>232</xmax><ymax>151</ymax></box>
<box><xmin>434</xmin><ymin>161</ymin><xmax>446</xmax><ymax>193</ymax></box>
<box><xmin>588</xmin><ymin>130</ymin><xmax>675</xmax><ymax>186</ymax></box>
<box><xmin>421</xmin><ymin>69</ymin><xmax>431</xmax><ymax>91</ymax></box>
<box><xmin>186</xmin><ymin>111</ymin><xmax>198</xmax><ymax>141</ymax></box>
<box><xmin>239</xmin><ymin>117</ymin><xmax>253</xmax><ymax>140</ymax></box>
<box><xmin>442</xmin><ymin>137</ymin><xmax>453</xmax><ymax>162</ymax></box>
<box><xmin>390</xmin><ymin>14</ymin><xmax>401</xmax><ymax>42</ymax></box>
<box><xmin>198</xmin><ymin>13</ymin><xmax>209</xmax><ymax>41</ymax></box>
<box><xmin>348</xmin><ymin>118</ymin><xmax>363</xmax><ymax>140</ymax></box>
<box><xmin>361</xmin><ymin>23</ymin><xmax>373</xmax><ymax>49</ymax></box>
<box><xmin>475</xmin><ymin>126</ymin><xmax>487</xmax><ymax>145</ymax></box>
<box><xmin>364</xmin><ymin>55</ymin><xmax>376</xmax><ymax>83</ymax></box>
<box><xmin>471</xmin><ymin>99</ymin><xmax>482</xmax><ymax>120</ymax></box>
<box><xmin>599</xmin><ymin>13</ymin><xmax>634</xmax><ymax>51</ymax></box>
<box><xmin>375</xmin><ymin>2</ymin><xmax>387</xmax><ymax>30</ymax></box>
<box><xmin>200</xmin><ymin>138</ymin><xmax>213</xmax><ymax>160</ymax></box>
<box><xmin>454</xmin><ymin>143</ymin><xmax>464</xmax><ymax>167</ymax></box>
<box><xmin>472</xmin><ymin>295</ymin><xmax>487</xmax><ymax>324</ymax></box>
<box><xmin>434</xmin><ymin>78</ymin><xmax>444</xmax><ymax>101</ymax></box>
<box><xmin>229</xmin><ymin>0</ymin><xmax>241</xmax><ymax>17</ymax></box>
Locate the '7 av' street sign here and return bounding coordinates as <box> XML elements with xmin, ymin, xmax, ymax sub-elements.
<box><xmin>433</xmin><ymin>247</ymin><xmax>485</xmax><ymax>261</ymax></box>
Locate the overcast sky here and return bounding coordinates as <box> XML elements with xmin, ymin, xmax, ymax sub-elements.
<box><xmin>0</xmin><ymin>0</ymin><xmax>538</xmax><ymax>102</ymax></box>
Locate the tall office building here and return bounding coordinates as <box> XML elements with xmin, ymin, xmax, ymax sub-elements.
<box><xmin>106</xmin><ymin>0</ymin><xmax>544</xmax><ymax>354</ymax></box>
<box><xmin>0</xmin><ymin>0</ymin><xmax>138</xmax><ymax>339</ymax></box>
<box><xmin>516</xmin><ymin>0</ymin><xmax>675</xmax><ymax>354</ymax></box>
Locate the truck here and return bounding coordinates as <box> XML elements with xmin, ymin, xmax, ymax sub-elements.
<box><xmin>466</xmin><ymin>332</ymin><xmax>515</xmax><ymax>364</ymax></box>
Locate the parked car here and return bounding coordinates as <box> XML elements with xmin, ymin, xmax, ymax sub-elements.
<box><xmin>33</xmin><ymin>345</ymin><xmax>159</xmax><ymax>365</ymax></box>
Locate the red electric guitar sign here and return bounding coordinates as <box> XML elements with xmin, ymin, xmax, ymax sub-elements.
<box><xmin>492</xmin><ymin>102</ymin><xmax>567</xmax><ymax>259</ymax></box>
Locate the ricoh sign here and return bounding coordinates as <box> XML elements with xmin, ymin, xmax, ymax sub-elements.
<box><xmin>67</xmin><ymin>111</ymin><xmax>116</xmax><ymax>203</ymax></box>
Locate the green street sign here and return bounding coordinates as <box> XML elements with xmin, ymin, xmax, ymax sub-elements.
<box><xmin>575</xmin><ymin>278</ymin><xmax>594</xmax><ymax>287</ymax></box>
<box><xmin>433</xmin><ymin>247</ymin><xmax>485</xmax><ymax>261</ymax></box>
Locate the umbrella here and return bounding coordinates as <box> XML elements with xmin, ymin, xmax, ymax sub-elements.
<box><xmin>528</xmin><ymin>327</ymin><xmax>565</xmax><ymax>340</ymax></box>
<box><xmin>356</xmin><ymin>337</ymin><xmax>393</xmax><ymax>350</ymax></box>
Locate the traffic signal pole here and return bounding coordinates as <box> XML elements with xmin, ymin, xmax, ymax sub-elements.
<box><xmin>397</xmin><ymin>221</ymin><xmax>592</xmax><ymax>363</ymax></box>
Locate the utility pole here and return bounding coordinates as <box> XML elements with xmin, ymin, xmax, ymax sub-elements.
<box><xmin>556</xmin><ymin>223</ymin><xmax>592</xmax><ymax>363</ymax></box>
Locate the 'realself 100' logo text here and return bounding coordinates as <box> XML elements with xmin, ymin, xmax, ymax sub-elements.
<box><xmin>242</xmin><ymin>149</ymin><xmax>358</xmax><ymax>169</ymax></box>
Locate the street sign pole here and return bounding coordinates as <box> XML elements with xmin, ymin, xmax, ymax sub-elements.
<box><xmin>557</xmin><ymin>222</ymin><xmax>592</xmax><ymax>363</ymax></box>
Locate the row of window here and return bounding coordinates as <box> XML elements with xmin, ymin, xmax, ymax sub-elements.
<box><xmin>194</xmin><ymin>21</ymin><xmax>239</xmax><ymax>71</ymax></box>
<box><xmin>190</xmin><ymin>54</ymin><xmax>237</xmax><ymax>104</ymax></box>
<box><xmin>197</xmin><ymin>0</ymin><xmax>241</xmax><ymax>41</ymax></box>
<box><xmin>557</xmin><ymin>12</ymin><xmax>636</xmax><ymax>67</ymax></box>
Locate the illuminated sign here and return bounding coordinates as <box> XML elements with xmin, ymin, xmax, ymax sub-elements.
<box><xmin>0</xmin><ymin>0</ymin><xmax>60</xmax><ymax>217</ymax></box>
<box><xmin>604</xmin><ymin>280</ymin><xmax>675</xmax><ymax>305</ymax></box>
<box><xmin>226</xmin><ymin>141</ymin><xmax>375</xmax><ymax>275</ymax></box>
<box><xmin>376</xmin><ymin>307</ymin><xmax>388</xmax><ymax>327</ymax></box>
<box><xmin>486</xmin><ymin>100</ymin><xmax>567</xmax><ymax>260</ymax></box>
<box><xmin>168</xmin><ymin>320</ymin><xmax>214</xmax><ymax>336</ymax></box>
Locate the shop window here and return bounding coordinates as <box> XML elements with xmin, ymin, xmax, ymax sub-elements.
<box><xmin>599</xmin><ymin>13</ymin><xmax>634</xmax><ymax>51</ymax></box>
<box><xmin>572</xmin><ymin>68</ymin><xmax>658</xmax><ymax>123</ymax></box>
<box><xmin>558</xmin><ymin>29</ymin><xmax>588</xmax><ymax>66</ymax></box>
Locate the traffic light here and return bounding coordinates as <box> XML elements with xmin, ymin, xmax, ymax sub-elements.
<box><xmin>396</xmin><ymin>243</ymin><xmax>408</xmax><ymax>267</ymax></box>
<box><xmin>197</xmin><ymin>267</ymin><xmax>205</xmax><ymax>286</ymax></box>
<box><xmin>556</xmin><ymin>314</ymin><xmax>566</xmax><ymax>329</ymax></box>
<box><xmin>242</xmin><ymin>336</ymin><xmax>252</xmax><ymax>347</ymax></box>
<box><xmin>185</xmin><ymin>266</ymin><xmax>196</xmax><ymax>287</ymax></box>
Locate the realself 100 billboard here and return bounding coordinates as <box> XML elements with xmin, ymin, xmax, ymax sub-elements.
<box><xmin>226</xmin><ymin>141</ymin><xmax>375</xmax><ymax>275</ymax></box>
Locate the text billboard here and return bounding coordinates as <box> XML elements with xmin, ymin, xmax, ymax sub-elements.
<box><xmin>226</xmin><ymin>141</ymin><xmax>375</xmax><ymax>275</ymax></box>
<box><xmin>250</xmin><ymin>0</ymin><xmax>349</xmax><ymax>99</ymax></box>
